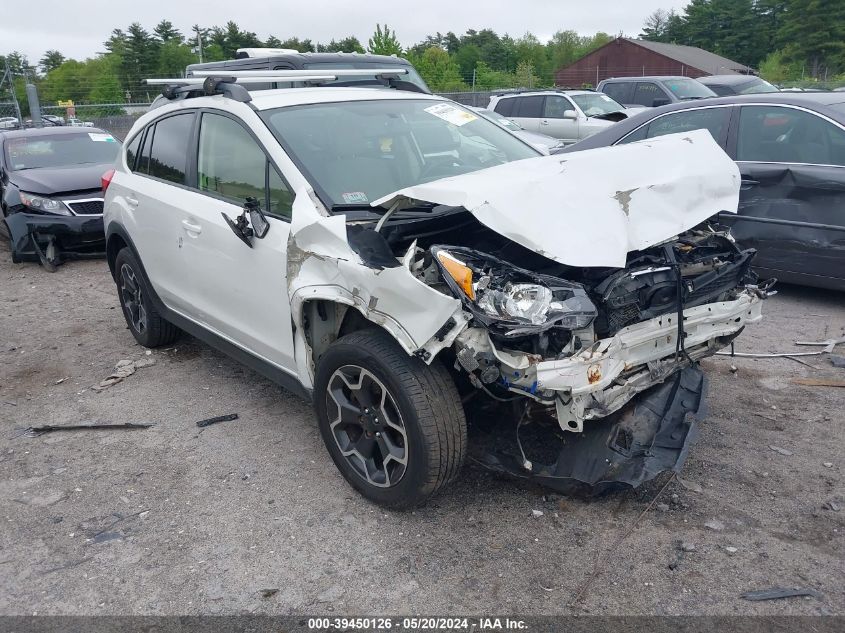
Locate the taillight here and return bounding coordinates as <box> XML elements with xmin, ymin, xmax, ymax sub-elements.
<box><xmin>101</xmin><ymin>169</ymin><xmax>115</xmax><ymax>194</ymax></box>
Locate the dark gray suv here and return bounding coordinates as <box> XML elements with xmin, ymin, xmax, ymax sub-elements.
<box><xmin>597</xmin><ymin>76</ymin><xmax>717</xmax><ymax>108</ymax></box>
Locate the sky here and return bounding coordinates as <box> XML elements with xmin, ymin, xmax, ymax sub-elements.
<box><xmin>2</xmin><ymin>0</ymin><xmax>691</xmax><ymax>65</ymax></box>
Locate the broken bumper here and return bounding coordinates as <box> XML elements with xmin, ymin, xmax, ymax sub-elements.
<box><xmin>461</xmin><ymin>290</ymin><xmax>763</xmax><ymax>431</ymax></box>
<box><xmin>4</xmin><ymin>212</ymin><xmax>106</xmax><ymax>261</ymax></box>
<box><xmin>475</xmin><ymin>364</ymin><xmax>706</xmax><ymax>496</ymax></box>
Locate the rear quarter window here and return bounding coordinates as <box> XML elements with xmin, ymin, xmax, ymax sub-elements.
<box><xmin>493</xmin><ymin>98</ymin><xmax>515</xmax><ymax>117</ymax></box>
<box><xmin>146</xmin><ymin>113</ymin><xmax>194</xmax><ymax>184</ymax></box>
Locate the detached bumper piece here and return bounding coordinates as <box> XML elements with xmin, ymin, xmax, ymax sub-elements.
<box><xmin>5</xmin><ymin>213</ymin><xmax>105</xmax><ymax>271</ymax></box>
<box><xmin>474</xmin><ymin>365</ymin><xmax>706</xmax><ymax>497</ymax></box>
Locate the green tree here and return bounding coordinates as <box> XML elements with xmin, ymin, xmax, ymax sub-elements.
<box><xmin>278</xmin><ymin>37</ymin><xmax>315</xmax><ymax>52</ymax></box>
<box><xmin>317</xmin><ymin>37</ymin><xmax>365</xmax><ymax>53</ymax></box>
<box><xmin>39</xmin><ymin>50</ymin><xmax>65</xmax><ymax>74</ymax></box>
<box><xmin>778</xmin><ymin>0</ymin><xmax>845</xmax><ymax>77</ymax></box>
<box><xmin>368</xmin><ymin>24</ymin><xmax>403</xmax><ymax>56</ymax></box>
<box><xmin>406</xmin><ymin>46</ymin><xmax>466</xmax><ymax>91</ymax></box>
<box><xmin>153</xmin><ymin>20</ymin><xmax>182</xmax><ymax>43</ymax></box>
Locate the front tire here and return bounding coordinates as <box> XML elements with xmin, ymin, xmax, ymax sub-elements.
<box><xmin>113</xmin><ymin>247</ymin><xmax>179</xmax><ymax>348</ymax></box>
<box><xmin>314</xmin><ymin>329</ymin><xmax>466</xmax><ymax>509</ymax></box>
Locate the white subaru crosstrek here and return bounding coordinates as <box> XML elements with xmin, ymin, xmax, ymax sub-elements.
<box><xmin>103</xmin><ymin>79</ymin><xmax>767</xmax><ymax>508</ymax></box>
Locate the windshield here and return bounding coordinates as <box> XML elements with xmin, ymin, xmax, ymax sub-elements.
<box><xmin>301</xmin><ymin>62</ymin><xmax>430</xmax><ymax>93</ymax></box>
<box><xmin>662</xmin><ymin>78</ymin><xmax>717</xmax><ymax>100</ymax></box>
<box><xmin>4</xmin><ymin>132</ymin><xmax>120</xmax><ymax>170</ymax></box>
<box><xmin>736</xmin><ymin>78</ymin><xmax>779</xmax><ymax>94</ymax></box>
<box><xmin>262</xmin><ymin>99</ymin><xmax>539</xmax><ymax>209</ymax></box>
<box><xmin>474</xmin><ymin>109</ymin><xmax>523</xmax><ymax>131</ymax></box>
<box><xmin>570</xmin><ymin>93</ymin><xmax>625</xmax><ymax>116</ymax></box>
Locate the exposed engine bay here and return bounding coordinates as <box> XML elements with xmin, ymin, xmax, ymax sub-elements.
<box><xmin>343</xmin><ymin>206</ymin><xmax>768</xmax><ymax>494</ymax></box>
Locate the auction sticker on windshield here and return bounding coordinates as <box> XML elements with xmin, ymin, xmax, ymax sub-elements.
<box><xmin>88</xmin><ymin>132</ymin><xmax>116</xmax><ymax>142</ymax></box>
<box><xmin>342</xmin><ymin>191</ymin><xmax>369</xmax><ymax>204</ymax></box>
<box><xmin>424</xmin><ymin>103</ymin><xmax>478</xmax><ymax>126</ymax></box>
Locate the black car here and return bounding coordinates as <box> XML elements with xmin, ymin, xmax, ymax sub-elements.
<box><xmin>562</xmin><ymin>92</ymin><xmax>845</xmax><ymax>291</ymax></box>
<box><xmin>698</xmin><ymin>74</ymin><xmax>779</xmax><ymax>96</ymax></box>
<box><xmin>0</xmin><ymin>126</ymin><xmax>120</xmax><ymax>269</ymax></box>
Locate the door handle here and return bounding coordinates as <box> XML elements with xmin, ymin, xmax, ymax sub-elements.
<box><xmin>539</xmin><ymin>120</ymin><xmax>549</xmax><ymax>126</ymax></box>
<box><xmin>126</xmin><ymin>195</ymin><xmax>139</xmax><ymax>208</ymax></box>
<box><xmin>181</xmin><ymin>219</ymin><xmax>202</xmax><ymax>234</ymax></box>
<box><xmin>740</xmin><ymin>179</ymin><xmax>760</xmax><ymax>189</ymax></box>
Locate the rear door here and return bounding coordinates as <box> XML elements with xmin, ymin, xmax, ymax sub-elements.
<box><xmin>539</xmin><ymin>95</ymin><xmax>579</xmax><ymax>143</ymax></box>
<box><xmin>600</xmin><ymin>81</ymin><xmax>633</xmax><ymax>106</ymax></box>
<box><xmin>727</xmin><ymin>104</ymin><xmax>845</xmax><ymax>287</ymax></box>
<box><xmin>178</xmin><ymin>109</ymin><xmax>298</xmax><ymax>370</ymax></box>
<box><xmin>125</xmin><ymin>111</ymin><xmax>198</xmax><ymax>311</ymax></box>
<box><xmin>508</xmin><ymin>96</ymin><xmax>544</xmax><ymax>133</ymax></box>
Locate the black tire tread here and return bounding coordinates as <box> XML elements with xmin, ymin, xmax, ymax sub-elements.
<box><xmin>319</xmin><ymin>329</ymin><xmax>466</xmax><ymax>507</ymax></box>
<box><xmin>114</xmin><ymin>247</ymin><xmax>180</xmax><ymax>348</ymax></box>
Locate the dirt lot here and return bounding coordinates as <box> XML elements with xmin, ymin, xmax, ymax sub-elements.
<box><xmin>1</xmin><ymin>243</ymin><xmax>843</xmax><ymax>617</ymax></box>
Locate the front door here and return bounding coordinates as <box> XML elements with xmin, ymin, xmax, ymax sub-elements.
<box><xmin>729</xmin><ymin>104</ymin><xmax>845</xmax><ymax>287</ymax></box>
<box><xmin>179</xmin><ymin>110</ymin><xmax>297</xmax><ymax>371</ymax></box>
<box><xmin>539</xmin><ymin>95</ymin><xmax>579</xmax><ymax>144</ymax></box>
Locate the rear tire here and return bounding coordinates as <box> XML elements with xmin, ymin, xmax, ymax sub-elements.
<box><xmin>314</xmin><ymin>329</ymin><xmax>466</xmax><ymax>509</ymax></box>
<box><xmin>114</xmin><ymin>247</ymin><xmax>179</xmax><ymax>348</ymax></box>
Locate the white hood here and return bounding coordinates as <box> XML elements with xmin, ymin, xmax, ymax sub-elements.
<box><xmin>373</xmin><ymin>129</ymin><xmax>740</xmax><ymax>268</ymax></box>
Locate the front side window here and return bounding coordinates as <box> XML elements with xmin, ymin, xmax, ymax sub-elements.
<box><xmin>261</xmin><ymin>99</ymin><xmax>538</xmax><ymax>210</ymax></box>
<box><xmin>632</xmin><ymin>82</ymin><xmax>664</xmax><ymax>107</ymax></box>
<box><xmin>147</xmin><ymin>114</ymin><xmax>193</xmax><ymax>183</ymax></box>
<box><xmin>543</xmin><ymin>96</ymin><xmax>573</xmax><ymax>119</ymax></box>
<box><xmin>737</xmin><ymin>105</ymin><xmax>845</xmax><ymax>166</ymax></box>
<box><xmin>197</xmin><ymin>112</ymin><xmax>294</xmax><ymax>218</ymax></box>
<box><xmin>3</xmin><ymin>132</ymin><xmax>120</xmax><ymax>171</ymax></box>
<box><xmin>646</xmin><ymin>108</ymin><xmax>730</xmax><ymax>142</ymax></box>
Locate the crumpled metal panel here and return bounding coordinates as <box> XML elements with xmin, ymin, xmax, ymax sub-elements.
<box><xmin>374</xmin><ymin>129</ymin><xmax>740</xmax><ymax>268</ymax></box>
<box><xmin>474</xmin><ymin>365</ymin><xmax>706</xmax><ymax>496</ymax></box>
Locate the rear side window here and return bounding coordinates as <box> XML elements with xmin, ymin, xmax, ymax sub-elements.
<box><xmin>493</xmin><ymin>98</ymin><xmax>515</xmax><ymax>117</ymax></box>
<box><xmin>513</xmin><ymin>96</ymin><xmax>544</xmax><ymax>118</ymax></box>
<box><xmin>147</xmin><ymin>114</ymin><xmax>193</xmax><ymax>183</ymax></box>
<box><xmin>124</xmin><ymin>132</ymin><xmax>142</xmax><ymax>170</ymax></box>
<box><xmin>632</xmin><ymin>82</ymin><xmax>665</xmax><ymax>107</ymax></box>
<box><xmin>601</xmin><ymin>82</ymin><xmax>630</xmax><ymax>103</ymax></box>
<box><xmin>646</xmin><ymin>108</ymin><xmax>730</xmax><ymax>142</ymax></box>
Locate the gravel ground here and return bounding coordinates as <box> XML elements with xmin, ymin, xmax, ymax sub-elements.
<box><xmin>0</xmin><ymin>244</ymin><xmax>843</xmax><ymax>616</ymax></box>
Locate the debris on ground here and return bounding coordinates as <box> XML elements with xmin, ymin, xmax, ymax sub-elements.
<box><xmin>704</xmin><ymin>519</ymin><xmax>725</xmax><ymax>531</ymax></box>
<box><xmin>823</xmin><ymin>462</ymin><xmax>833</xmax><ymax>468</ymax></box>
<box><xmin>791</xmin><ymin>378</ymin><xmax>845</xmax><ymax>388</ymax></box>
<box><xmin>725</xmin><ymin>546</ymin><xmax>738</xmax><ymax>555</ymax></box>
<box><xmin>741</xmin><ymin>587</ymin><xmax>823</xmax><ymax>601</ymax></box>
<box><xmin>729</xmin><ymin>365</ymin><xmax>738</xmax><ymax>373</ymax></box>
<box><xmin>531</xmin><ymin>509</ymin><xmax>544</xmax><ymax>518</ymax></box>
<box><xmin>22</xmin><ymin>422</ymin><xmax>154</xmax><ymax>437</ymax></box>
<box><xmin>680</xmin><ymin>541</ymin><xmax>696</xmax><ymax>552</ymax></box>
<box><xmin>91</xmin><ymin>357</ymin><xmax>157</xmax><ymax>392</ymax></box>
<box><xmin>717</xmin><ymin>336</ymin><xmax>845</xmax><ymax>363</ymax></box>
<box><xmin>823</xmin><ymin>501</ymin><xmax>841</xmax><ymax>512</ymax></box>
<box><xmin>830</xmin><ymin>355</ymin><xmax>845</xmax><ymax>369</ymax></box>
<box><xmin>677</xmin><ymin>478</ymin><xmax>703</xmax><ymax>493</ymax></box>
<box><xmin>259</xmin><ymin>588</ymin><xmax>279</xmax><ymax>598</ymax></box>
<box><xmin>196</xmin><ymin>413</ymin><xmax>239</xmax><ymax>428</ymax></box>
<box><xmin>656</xmin><ymin>503</ymin><xmax>670</xmax><ymax>512</ymax></box>
<box><xmin>769</xmin><ymin>445</ymin><xmax>793</xmax><ymax>456</ymax></box>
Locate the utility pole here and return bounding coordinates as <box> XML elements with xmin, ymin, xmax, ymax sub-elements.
<box><xmin>197</xmin><ymin>31</ymin><xmax>204</xmax><ymax>64</ymax></box>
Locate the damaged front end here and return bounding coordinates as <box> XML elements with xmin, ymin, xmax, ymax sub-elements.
<box><xmin>417</xmin><ymin>225</ymin><xmax>767</xmax><ymax>494</ymax></box>
<box><xmin>4</xmin><ymin>212</ymin><xmax>105</xmax><ymax>271</ymax></box>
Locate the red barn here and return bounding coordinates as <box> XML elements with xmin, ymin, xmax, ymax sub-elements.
<box><xmin>555</xmin><ymin>37</ymin><xmax>754</xmax><ymax>88</ymax></box>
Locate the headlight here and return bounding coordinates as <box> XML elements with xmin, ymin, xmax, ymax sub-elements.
<box><xmin>19</xmin><ymin>191</ymin><xmax>72</xmax><ymax>215</ymax></box>
<box><xmin>433</xmin><ymin>246</ymin><xmax>597</xmax><ymax>335</ymax></box>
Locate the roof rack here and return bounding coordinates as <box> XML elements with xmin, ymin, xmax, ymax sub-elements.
<box><xmin>492</xmin><ymin>87</ymin><xmax>595</xmax><ymax>97</ymax></box>
<box><xmin>147</xmin><ymin>68</ymin><xmax>414</xmax><ymax>103</ymax></box>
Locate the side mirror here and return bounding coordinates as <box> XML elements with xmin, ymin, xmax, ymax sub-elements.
<box><xmin>652</xmin><ymin>98</ymin><xmax>670</xmax><ymax>107</ymax></box>
<box><xmin>221</xmin><ymin>197</ymin><xmax>270</xmax><ymax>248</ymax></box>
<box><xmin>563</xmin><ymin>109</ymin><xmax>578</xmax><ymax>120</ymax></box>
<box><xmin>245</xmin><ymin>197</ymin><xmax>269</xmax><ymax>239</ymax></box>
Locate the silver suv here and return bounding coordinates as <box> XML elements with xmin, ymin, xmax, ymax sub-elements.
<box><xmin>487</xmin><ymin>90</ymin><xmax>635</xmax><ymax>145</ymax></box>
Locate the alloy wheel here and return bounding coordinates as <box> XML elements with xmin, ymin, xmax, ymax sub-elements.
<box><xmin>119</xmin><ymin>263</ymin><xmax>147</xmax><ymax>335</ymax></box>
<box><xmin>325</xmin><ymin>365</ymin><xmax>408</xmax><ymax>487</ymax></box>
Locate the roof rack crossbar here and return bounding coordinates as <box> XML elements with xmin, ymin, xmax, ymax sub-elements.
<box><xmin>188</xmin><ymin>68</ymin><xmax>408</xmax><ymax>79</ymax></box>
<box><xmin>145</xmin><ymin>75</ymin><xmax>340</xmax><ymax>86</ymax></box>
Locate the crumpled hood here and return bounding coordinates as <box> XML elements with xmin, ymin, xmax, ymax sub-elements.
<box><xmin>9</xmin><ymin>162</ymin><xmax>112</xmax><ymax>197</ymax></box>
<box><xmin>374</xmin><ymin>129</ymin><xmax>740</xmax><ymax>268</ymax></box>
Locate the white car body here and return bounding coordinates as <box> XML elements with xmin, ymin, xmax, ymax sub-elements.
<box><xmin>104</xmin><ymin>86</ymin><xmax>766</xmax><ymax>503</ymax></box>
